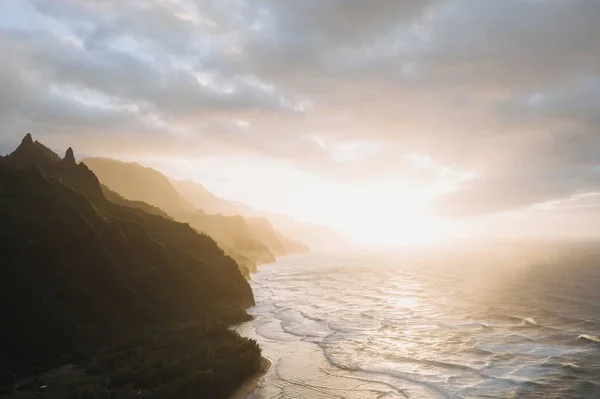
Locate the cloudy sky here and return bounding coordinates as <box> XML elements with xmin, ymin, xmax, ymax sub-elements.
<box><xmin>2</xmin><ymin>0</ymin><xmax>600</xmax><ymax>244</ymax></box>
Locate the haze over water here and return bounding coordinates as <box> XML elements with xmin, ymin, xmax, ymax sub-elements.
<box><xmin>238</xmin><ymin>246</ymin><xmax>600</xmax><ymax>398</ymax></box>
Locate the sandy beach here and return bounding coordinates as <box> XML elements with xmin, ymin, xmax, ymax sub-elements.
<box><xmin>233</xmin><ymin>304</ymin><xmax>417</xmax><ymax>399</ymax></box>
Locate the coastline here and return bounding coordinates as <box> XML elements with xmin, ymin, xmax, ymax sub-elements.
<box><xmin>230</xmin><ymin>356</ymin><xmax>271</xmax><ymax>399</ymax></box>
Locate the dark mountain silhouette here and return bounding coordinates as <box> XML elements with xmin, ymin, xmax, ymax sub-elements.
<box><xmin>2</xmin><ymin>133</ymin><xmax>61</xmax><ymax>170</ymax></box>
<box><xmin>82</xmin><ymin>157</ymin><xmax>307</xmax><ymax>274</ymax></box>
<box><xmin>0</xmin><ymin>135</ymin><xmax>261</xmax><ymax>398</ymax></box>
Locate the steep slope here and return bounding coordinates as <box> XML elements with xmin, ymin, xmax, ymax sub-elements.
<box><xmin>172</xmin><ymin>179</ymin><xmax>312</xmax><ymax>256</ymax></box>
<box><xmin>170</xmin><ymin>178</ymin><xmax>236</xmax><ymax>215</ymax></box>
<box><xmin>101</xmin><ymin>184</ymin><xmax>173</xmax><ymax>219</ymax></box>
<box><xmin>172</xmin><ymin>178</ymin><xmax>347</xmax><ymax>249</ymax></box>
<box><xmin>247</xmin><ymin>217</ymin><xmax>309</xmax><ymax>256</ymax></box>
<box><xmin>0</xmin><ymin>136</ymin><xmax>261</xmax><ymax>397</ymax></box>
<box><xmin>171</xmin><ymin>179</ymin><xmax>311</xmax><ymax>254</ymax></box>
<box><xmin>82</xmin><ymin>157</ymin><xmax>282</xmax><ymax>272</ymax></box>
<box><xmin>1</xmin><ymin>133</ymin><xmax>61</xmax><ymax>170</ymax></box>
<box><xmin>82</xmin><ymin>157</ymin><xmax>195</xmax><ymax>217</ymax></box>
<box><xmin>187</xmin><ymin>210</ymin><xmax>275</xmax><ymax>273</ymax></box>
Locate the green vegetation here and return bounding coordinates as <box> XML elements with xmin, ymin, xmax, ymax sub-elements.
<box><xmin>3</xmin><ymin>325</ymin><xmax>260</xmax><ymax>399</ymax></box>
<box><xmin>0</xmin><ymin>135</ymin><xmax>262</xmax><ymax>398</ymax></box>
<box><xmin>2</xmin><ymin>324</ymin><xmax>260</xmax><ymax>399</ymax></box>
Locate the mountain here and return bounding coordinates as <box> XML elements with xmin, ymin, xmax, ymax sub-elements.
<box><xmin>83</xmin><ymin>158</ymin><xmax>307</xmax><ymax>273</ymax></box>
<box><xmin>0</xmin><ymin>135</ymin><xmax>262</xmax><ymax>398</ymax></box>
<box><xmin>81</xmin><ymin>157</ymin><xmax>195</xmax><ymax>217</ymax></box>
<box><xmin>261</xmin><ymin>214</ymin><xmax>349</xmax><ymax>250</ymax></box>
<box><xmin>171</xmin><ymin>179</ymin><xmax>312</xmax><ymax>252</ymax></box>
<box><xmin>169</xmin><ymin>178</ymin><xmax>236</xmax><ymax>216</ymax></box>
<box><xmin>186</xmin><ymin>210</ymin><xmax>275</xmax><ymax>275</ymax></box>
<box><xmin>171</xmin><ymin>179</ymin><xmax>348</xmax><ymax>249</ymax></box>
<box><xmin>247</xmin><ymin>217</ymin><xmax>309</xmax><ymax>256</ymax></box>
<box><xmin>1</xmin><ymin>133</ymin><xmax>61</xmax><ymax>170</ymax></box>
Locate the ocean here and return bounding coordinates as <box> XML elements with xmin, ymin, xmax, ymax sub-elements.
<box><xmin>237</xmin><ymin>246</ymin><xmax>600</xmax><ymax>398</ymax></box>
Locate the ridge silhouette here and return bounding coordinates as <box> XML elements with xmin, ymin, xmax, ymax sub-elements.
<box><xmin>0</xmin><ymin>134</ymin><xmax>262</xmax><ymax>398</ymax></box>
<box><xmin>82</xmin><ymin>157</ymin><xmax>309</xmax><ymax>276</ymax></box>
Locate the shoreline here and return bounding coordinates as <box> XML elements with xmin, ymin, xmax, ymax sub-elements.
<box><xmin>230</xmin><ymin>356</ymin><xmax>271</xmax><ymax>399</ymax></box>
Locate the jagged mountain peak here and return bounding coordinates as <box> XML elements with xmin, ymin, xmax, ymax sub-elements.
<box><xmin>5</xmin><ymin>133</ymin><xmax>61</xmax><ymax>170</ymax></box>
<box><xmin>22</xmin><ymin>132</ymin><xmax>33</xmax><ymax>145</ymax></box>
<box><xmin>1</xmin><ymin>135</ymin><xmax>104</xmax><ymax>203</ymax></box>
<box><xmin>63</xmin><ymin>147</ymin><xmax>76</xmax><ymax>164</ymax></box>
<box><xmin>0</xmin><ymin>140</ymin><xmax>257</xmax><ymax>392</ymax></box>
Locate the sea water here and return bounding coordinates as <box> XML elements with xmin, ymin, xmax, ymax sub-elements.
<box><xmin>237</xmin><ymin>246</ymin><xmax>600</xmax><ymax>398</ymax></box>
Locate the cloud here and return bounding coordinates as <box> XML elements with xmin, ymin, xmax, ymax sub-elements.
<box><xmin>1</xmin><ymin>0</ymin><xmax>600</xmax><ymax>218</ymax></box>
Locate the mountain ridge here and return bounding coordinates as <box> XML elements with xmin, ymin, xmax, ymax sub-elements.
<box><xmin>82</xmin><ymin>157</ymin><xmax>310</xmax><ymax>274</ymax></box>
<box><xmin>0</xmin><ymin>134</ymin><xmax>262</xmax><ymax>397</ymax></box>
<box><xmin>171</xmin><ymin>178</ymin><xmax>348</xmax><ymax>250</ymax></box>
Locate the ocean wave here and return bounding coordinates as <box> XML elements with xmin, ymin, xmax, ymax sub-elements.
<box><xmin>392</xmin><ymin>356</ymin><xmax>480</xmax><ymax>373</ymax></box>
<box><xmin>538</xmin><ymin>357</ymin><xmax>591</xmax><ymax>375</ymax></box>
<box><xmin>578</xmin><ymin>334</ymin><xmax>600</xmax><ymax>344</ymax></box>
<box><xmin>451</xmin><ymin>322</ymin><xmax>495</xmax><ymax>331</ymax></box>
<box><xmin>479</xmin><ymin>373</ymin><xmax>546</xmax><ymax>389</ymax></box>
<box><xmin>243</xmin><ymin>252</ymin><xmax>600</xmax><ymax>399</ymax></box>
<box><xmin>487</xmin><ymin>312</ymin><xmax>526</xmax><ymax>323</ymax></box>
<box><xmin>563</xmin><ymin>362</ymin><xmax>581</xmax><ymax>370</ymax></box>
<box><xmin>560</xmin><ymin>362</ymin><xmax>592</xmax><ymax>375</ymax></box>
<box><xmin>273</xmin><ymin>309</ymin><xmax>332</xmax><ymax>339</ymax></box>
<box><xmin>360</xmin><ymin>310</ymin><xmax>382</xmax><ymax>320</ymax></box>
<box><xmin>356</xmin><ymin>365</ymin><xmax>451</xmax><ymax>398</ymax></box>
<box><xmin>299</xmin><ymin>310</ymin><xmax>326</xmax><ymax>323</ymax></box>
<box><xmin>253</xmin><ymin>320</ymin><xmax>299</xmax><ymax>342</ymax></box>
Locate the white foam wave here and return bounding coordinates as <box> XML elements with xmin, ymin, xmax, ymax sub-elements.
<box><xmin>578</xmin><ymin>334</ymin><xmax>600</xmax><ymax>344</ymax></box>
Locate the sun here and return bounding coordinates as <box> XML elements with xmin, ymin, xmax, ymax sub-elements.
<box><xmin>317</xmin><ymin>182</ymin><xmax>451</xmax><ymax>247</ymax></box>
<box><xmin>340</xmin><ymin>206</ymin><xmax>450</xmax><ymax>247</ymax></box>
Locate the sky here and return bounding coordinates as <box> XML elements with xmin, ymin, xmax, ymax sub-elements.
<box><xmin>1</xmin><ymin>0</ymin><xmax>600</xmax><ymax>245</ymax></box>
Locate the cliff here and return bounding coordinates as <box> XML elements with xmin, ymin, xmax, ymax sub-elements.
<box><xmin>0</xmin><ymin>135</ymin><xmax>261</xmax><ymax>398</ymax></box>
<box><xmin>82</xmin><ymin>157</ymin><xmax>307</xmax><ymax>274</ymax></box>
<box><xmin>172</xmin><ymin>178</ymin><xmax>346</xmax><ymax>250</ymax></box>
